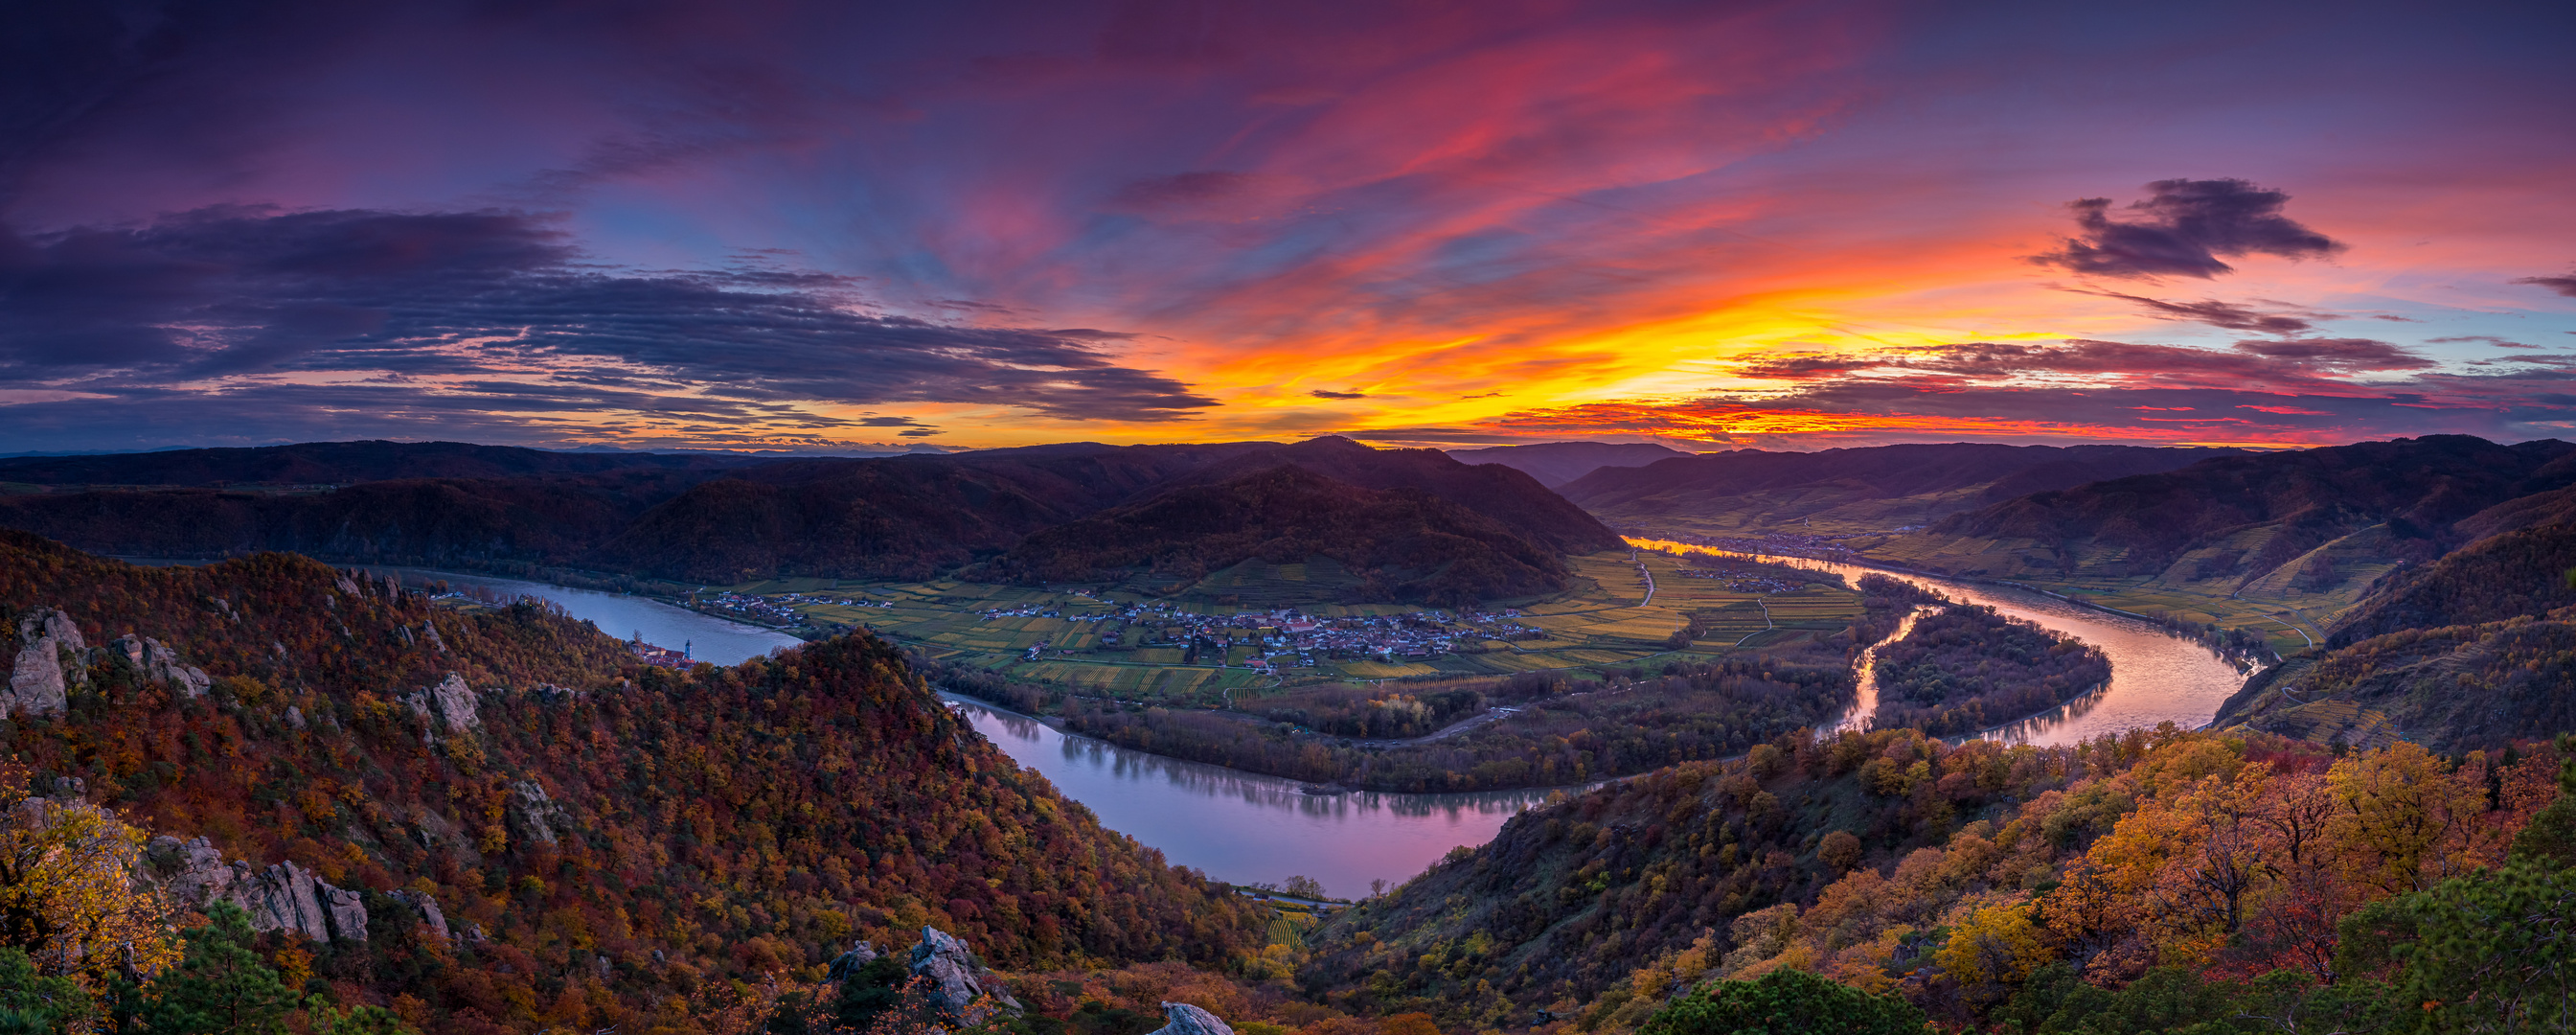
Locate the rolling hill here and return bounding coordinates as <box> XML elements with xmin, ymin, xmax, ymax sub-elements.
<box><xmin>0</xmin><ymin>439</ymin><xmax>764</xmax><ymax>486</ymax></box>
<box><xmin>1443</xmin><ymin>441</ymin><xmax>1691</xmax><ymax>489</ymax></box>
<box><xmin>0</xmin><ymin>531</ymin><xmax>1262</xmax><ymax>1033</ymax></box>
<box><xmin>1560</xmin><ymin>442</ymin><xmax>2232</xmax><ymax>537</ymax></box>
<box><xmin>0</xmin><ymin>437</ymin><xmax>1617</xmax><ymax>604</ymax></box>
<box><xmin>963</xmin><ymin>465</ymin><xmax>1576</xmax><ymax>606</ymax></box>
<box><xmin>1861</xmin><ymin>435</ymin><xmax>2576</xmax><ymax>601</ymax></box>
<box><xmin>2210</xmin><ymin>518</ymin><xmax>2576</xmax><ymax>750</ymax></box>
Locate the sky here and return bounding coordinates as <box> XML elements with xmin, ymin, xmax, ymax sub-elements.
<box><xmin>2</xmin><ymin>0</ymin><xmax>2572</xmax><ymax>454</ymax></box>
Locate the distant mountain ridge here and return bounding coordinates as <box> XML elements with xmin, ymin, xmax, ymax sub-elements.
<box><xmin>1865</xmin><ymin>435</ymin><xmax>2576</xmax><ymax>593</ymax></box>
<box><xmin>0</xmin><ymin>439</ymin><xmax>766</xmax><ymax>485</ymax></box>
<box><xmin>2211</xmin><ymin>518</ymin><xmax>2576</xmax><ymax>750</ymax></box>
<box><xmin>1561</xmin><ymin>442</ymin><xmax>2234</xmax><ymax>535</ymax></box>
<box><xmin>1443</xmin><ymin>441</ymin><xmax>1690</xmax><ymax>488</ymax></box>
<box><xmin>964</xmin><ymin>465</ymin><xmax>1576</xmax><ymax>606</ymax></box>
<box><xmin>0</xmin><ymin>437</ymin><xmax>1617</xmax><ymax>604</ymax></box>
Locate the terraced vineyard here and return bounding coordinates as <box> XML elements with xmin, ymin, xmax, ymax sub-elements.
<box><xmin>706</xmin><ymin>549</ymin><xmax>1866</xmax><ymax>706</ymax></box>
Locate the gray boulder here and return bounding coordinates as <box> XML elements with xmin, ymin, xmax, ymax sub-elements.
<box><xmin>401</xmin><ymin>673</ymin><xmax>481</xmax><ymax>738</ymax></box>
<box><xmin>148</xmin><ymin>839</ymin><xmax>370</xmax><ymax>943</ymax></box>
<box><xmin>8</xmin><ymin>608</ymin><xmax>82</xmax><ymax>716</ymax></box>
<box><xmin>509</xmin><ymin>780</ymin><xmax>567</xmax><ymax>846</ymax></box>
<box><xmin>429</xmin><ymin>673</ymin><xmax>479</xmax><ymax>730</ymax></box>
<box><xmin>152</xmin><ymin>836</ymin><xmax>239</xmax><ymax>906</ymax></box>
<box><xmin>1149</xmin><ymin>1003</ymin><xmax>1235</xmax><ymax>1035</ymax></box>
<box><xmin>907</xmin><ymin>927</ymin><xmax>1023</xmax><ymax>1024</ymax></box>
<box><xmin>113</xmin><ymin>635</ymin><xmax>210</xmax><ymax>698</ymax></box>
<box><xmin>390</xmin><ymin>889</ymin><xmax>452</xmax><ymax>940</ymax></box>
<box><xmin>826</xmin><ymin>940</ymin><xmax>880</xmax><ymax>982</ymax></box>
<box><xmin>232</xmin><ymin>859</ymin><xmax>367</xmax><ymax>943</ymax></box>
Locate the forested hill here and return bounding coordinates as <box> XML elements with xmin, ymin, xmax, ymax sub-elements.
<box><xmin>1560</xmin><ymin>442</ymin><xmax>2228</xmax><ymax>536</ymax></box>
<box><xmin>1865</xmin><ymin>434</ymin><xmax>2576</xmax><ymax>585</ymax></box>
<box><xmin>0</xmin><ymin>440</ymin><xmax>770</xmax><ymax>486</ymax></box>
<box><xmin>1442</xmin><ymin>442</ymin><xmax>1688</xmax><ymax>489</ymax></box>
<box><xmin>0</xmin><ymin>437</ymin><xmax>1616</xmax><ymax>601</ymax></box>
<box><xmin>1304</xmin><ymin>724</ymin><xmax>2574</xmax><ymax>1033</ymax></box>
<box><xmin>2210</xmin><ymin>518</ymin><xmax>2576</xmax><ymax>750</ymax></box>
<box><xmin>0</xmin><ymin>531</ymin><xmax>1261</xmax><ymax>1033</ymax></box>
<box><xmin>962</xmin><ymin>466</ymin><xmax>1577</xmax><ymax>605</ymax></box>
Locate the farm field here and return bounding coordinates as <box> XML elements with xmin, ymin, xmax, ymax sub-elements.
<box><xmin>705</xmin><ymin>548</ymin><xmax>1867</xmax><ymax>703</ymax></box>
<box><xmin>2005</xmin><ymin>578</ymin><xmax>2338</xmax><ymax>655</ymax></box>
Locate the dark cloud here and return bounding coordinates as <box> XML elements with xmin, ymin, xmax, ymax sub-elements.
<box><xmin>2082</xmin><ymin>290</ymin><xmax>2315</xmax><ymax>334</ymax></box>
<box><xmin>1310</xmin><ymin>389</ymin><xmax>1366</xmax><ymax>400</ymax></box>
<box><xmin>0</xmin><ymin>207</ymin><xmax>1216</xmax><ymax>421</ymax></box>
<box><xmin>1487</xmin><ymin>377</ymin><xmax>2576</xmax><ymax>449</ymax></box>
<box><xmin>1733</xmin><ymin>354</ymin><xmax>1904</xmax><ymax>380</ymax></box>
<box><xmin>2430</xmin><ymin>335</ymin><xmax>2539</xmax><ymax>349</ymax></box>
<box><xmin>2515</xmin><ymin>273</ymin><xmax>2576</xmax><ymax>297</ymax></box>
<box><xmin>1731</xmin><ymin>334</ymin><xmax>2429</xmax><ymax>386</ymax></box>
<box><xmin>2228</xmin><ymin>337</ymin><xmax>2432</xmax><ymax>369</ymax></box>
<box><xmin>2036</xmin><ymin>178</ymin><xmax>2343</xmax><ymax>279</ymax></box>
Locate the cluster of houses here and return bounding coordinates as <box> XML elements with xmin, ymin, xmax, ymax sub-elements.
<box><xmin>982</xmin><ymin>601</ymin><xmax>1552</xmax><ymax>672</ymax></box>
<box><xmin>628</xmin><ymin>636</ymin><xmax>691</xmax><ymax>667</ymax></box>
<box><xmin>1677</xmin><ymin>564</ymin><xmax>1814</xmax><ymax>593</ymax></box>
<box><xmin>690</xmin><ymin>590</ymin><xmax>807</xmax><ymax>626</ymax></box>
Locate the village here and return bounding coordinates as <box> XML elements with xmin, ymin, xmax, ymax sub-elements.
<box><xmin>988</xmin><ymin>601</ymin><xmax>1554</xmax><ymax>672</ymax></box>
<box><xmin>687</xmin><ymin>588</ymin><xmax>895</xmax><ymax>628</ymax></box>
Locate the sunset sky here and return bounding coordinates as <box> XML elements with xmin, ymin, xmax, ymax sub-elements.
<box><xmin>3</xmin><ymin>0</ymin><xmax>2572</xmax><ymax>453</ymax></box>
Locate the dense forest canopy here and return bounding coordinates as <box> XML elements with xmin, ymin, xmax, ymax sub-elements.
<box><xmin>0</xmin><ymin>531</ymin><xmax>1262</xmax><ymax>1034</ymax></box>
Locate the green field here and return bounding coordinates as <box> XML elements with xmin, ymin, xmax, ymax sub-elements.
<box><xmin>705</xmin><ymin>548</ymin><xmax>1868</xmax><ymax>702</ymax></box>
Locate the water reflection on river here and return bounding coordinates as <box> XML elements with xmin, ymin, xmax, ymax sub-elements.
<box><xmin>947</xmin><ymin>696</ymin><xmax>1571</xmax><ymax>898</ymax></box>
<box><xmin>386</xmin><ymin>570</ymin><xmax>804</xmax><ymax>666</ymax></box>
<box><xmin>356</xmin><ymin>559</ymin><xmax>2245</xmax><ymax>895</ymax></box>
<box><xmin>1631</xmin><ymin>540</ymin><xmax>2251</xmax><ymax>747</ymax></box>
<box><xmin>320</xmin><ymin>570</ymin><xmax>1560</xmax><ymax>898</ymax></box>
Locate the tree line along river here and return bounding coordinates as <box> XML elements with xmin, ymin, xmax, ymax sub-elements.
<box><xmin>398</xmin><ymin>563</ymin><xmax>2250</xmax><ymax>898</ymax></box>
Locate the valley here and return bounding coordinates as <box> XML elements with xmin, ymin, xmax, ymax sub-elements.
<box><xmin>5</xmin><ymin>433</ymin><xmax>2576</xmax><ymax>1035</ymax></box>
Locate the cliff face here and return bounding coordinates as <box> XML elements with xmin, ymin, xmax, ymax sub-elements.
<box><xmin>0</xmin><ymin>531</ymin><xmax>1263</xmax><ymax>1032</ymax></box>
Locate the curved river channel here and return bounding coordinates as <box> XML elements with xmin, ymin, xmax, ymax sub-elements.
<box><xmin>407</xmin><ymin>561</ymin><xmax>2248</xmax><ymax>898</ymax></box>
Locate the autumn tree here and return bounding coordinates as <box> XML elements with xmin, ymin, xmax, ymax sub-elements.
<box><xmin>0</xmin><ymin>764</ymin><xmax>183</xmax><ymax>990</ymax></box>
<box><xmin>1933</xmin><ymin>893</ymin><xmax>2049</xmax><ymax>1005</ymax></box>
<box><xmin>2325</xmin><ymin>742</ymin><xmax>2487</xmax><ymax>895</ymax></box>
<box><xmin>1639</xmin><ymin>970</ymin><xmax>1927</xmax><ymax>1035</ymax></box>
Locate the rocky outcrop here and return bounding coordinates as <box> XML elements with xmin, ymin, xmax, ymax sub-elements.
<box><xmin>1148</xmin><ymin>1003</ymin><xmax>1235</xmax><ymax>1035</ymax></box>
<box><xmin>826</xmin><ymin>941</ymin><xmax>880</xmax><ymax>982</ymax></box>
<box><xmin>8</xmin><ymin>607</ymin><xmax>82</xmax><ymax>716</ymax></box>
<box><xmin>906</xmin><ymin>927</ymin><xmax>1022</xmax><ymax>1024</ymax></box>
<box><xmin>401</xmin><ymin>673</ymin><xmax>480</xmax><ymax>735</ymax></box>
<box><xmin>147</xmin><ymin>836</ymin><xmax>369</xmax><ymax>942</ymax></box>
<box><xmin>509</xmin><ymin>780</ymin><xmax>567</xmax><ymax>846</ymax></box>
<box><xmin>428</xmin><ymin>673</ymin><xmax>478</xmax><ymax>730</ymax></box>
<box><xmin>112</xmin><ymin>635</ymin><xmax>211</xmax><ymax>698</ymax></box>
<box><xmin>389</xmin><ymin>889</ymin><xmax>452</xmax><ymax>940</ymax></box>
<box><xmin>234</xmin><ymin>860</ymin><xmax>368</xmax><ymax>943</ymax></box>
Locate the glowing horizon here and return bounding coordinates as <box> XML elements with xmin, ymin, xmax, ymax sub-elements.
<box><xmin>3</xmin><ymin>0</ymin><xmax>2569</xmax><ymax>453</ymax></box>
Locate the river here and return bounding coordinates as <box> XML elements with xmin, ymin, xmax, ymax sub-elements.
<box><xmin>370</xmin><ymin>559</ymin><xmax>2245</xmax><ymax>896</ymax></box>
<box><xmin>384</xmin><ymin>569</ymin><xmax>807</xmax><ymax>665</ymax></box>
<box><xmin>1630</xmin><ymin>540</ymin><xmax>2251</xmax><ymax>747</ymax></box>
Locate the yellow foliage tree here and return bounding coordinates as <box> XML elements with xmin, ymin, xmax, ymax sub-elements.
<box><xmin>0</xmin><ymin>764</ymin><xmax>185</xmax><ymax>989</ymax></box>
<box><xmin>2326</xmin><ymin>741</ymin><xmax>2487</xmax><ymax>895</ymax></box>
<box><xmin>1935</xmin><ymin>892</ymin><xmax>2049</xmax><ymax>1002</ymax></box>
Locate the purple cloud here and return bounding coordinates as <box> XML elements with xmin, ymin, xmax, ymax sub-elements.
<box><xmin>2036</xmin><ymin>178</ymin><xmax>2344</xmax><ymax>279</ymax></box>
